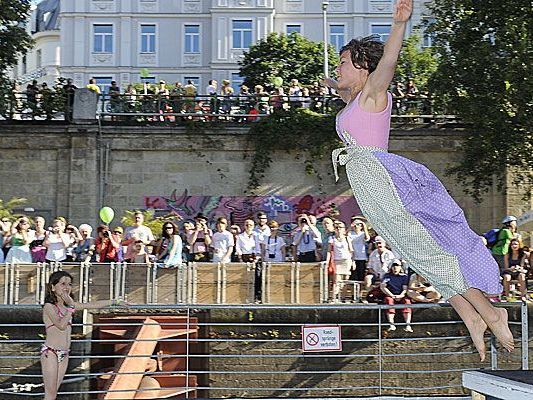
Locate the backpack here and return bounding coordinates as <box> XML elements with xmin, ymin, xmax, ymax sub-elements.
<box><xmin>483</xmin><ymin>228</ymin><xmax>501</xmax><ymax>248</ymax></box>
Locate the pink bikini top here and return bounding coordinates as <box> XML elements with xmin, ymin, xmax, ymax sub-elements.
<box><xmin>335</xmin><ymin>91</ymin><xmax>392</xmax><ymax>150</ymax></box>
<box><xmin>45</xmin><ymin>304</ymin><xmax>72</xmax><ymax>330</ymax></box>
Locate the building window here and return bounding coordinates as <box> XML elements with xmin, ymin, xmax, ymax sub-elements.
<box><xmin>286</xmin><ymin>24</ymin><xmax>301</xmax><ymax>35</ymax></box>
<box><xmin>94</xmin><ymin>76</ymin><xmax>113</xmax><ymax>94</ymax></box>
<box><xmin>140</xmin><ymin>76</ymin><xmax>156</xmax><ymax>85</ymax></box>
<box><xmin>140</xmin><ymin>24</ymin><xmax>156</xmax><ymax>53</ymax></box>
<box><xmin>93</xmin><ymin>24</ymin><xmax>113</xmax><ymax>53</ymax></box>
<box><xmin>22</xmin><ymin>56</ymin><xmax>27</xmax><ymax>75</ymax></box>
<box><xmin>36</xmin><ymin>49</ymin><xmax>42</xmax><ymax>68</ymax></box>
<box><xmin>184</xmin><ymin>25</ymin><xmax>200</xmax><ymax>53</ymax></box>
<box><xmin>329</xmin><ymin>24</ymin><xmax>345</xmax><ymax>52</ymax></box>
<box><xmin>232</xmin><ymin>20</ymin><xmax>252</xmax><ymax>49</ymax></box>
<box><xmin>422</xmin><ymin>18</ymin><xmax>436</xmax><ymax>47</ymax></box>
<box><xmin>371</xmin><ymin>24</ymin><xmax>391</xmax><ymax>42</ymax></box>
<box><xmin>231</xmin><ymin>72</ymin><xmax>244</xmax><ymax>93</ymax></box>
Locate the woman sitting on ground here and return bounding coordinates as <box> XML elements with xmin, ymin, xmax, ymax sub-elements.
<box><xmin>407</xmin><ymin>273</ymin><xmax>441</xmax><ymax>303</ymax></box>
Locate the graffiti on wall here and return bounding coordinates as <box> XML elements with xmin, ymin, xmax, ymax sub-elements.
<box><xmin>144</xmin><ymin>189</ymin><xmax>361</xmax><ymax>234</ymax></box>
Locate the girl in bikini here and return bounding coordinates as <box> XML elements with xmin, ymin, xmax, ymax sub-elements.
<box><xmin>41</xmin><ymin>270</ymin><xmax>128</xmax><ymax>400</ymax></box>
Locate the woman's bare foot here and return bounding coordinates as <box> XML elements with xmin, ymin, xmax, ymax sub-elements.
<box><xmin>487</xmin><ymin>307</ymin><xmax>514</xmax><ymax>353</ymax></box>
<box><xmin>466</xmin><ymin>316</ymin><xmax>488</xmax><ymax>362</ymax></box>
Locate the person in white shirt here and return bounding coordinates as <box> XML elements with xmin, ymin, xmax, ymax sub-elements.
<box><xmin>211</xmin><ymin>216</ymin><xmax>234</xmax><ymax>264</ymax></box>
<box><xmin>254</xmin><ymin>211</ymin><xmax>271</xmax><ymax>245</ymax></box>
<box><xmin>235</xmin><ymin>219</ymin><xmax>260</xmax><ymax>263</ymax></box>
<box><xmin>261</xmin><ymin>220</ymin><xmax>286</xmax><ymax>262</ymax></box>
<box><xmin>365</xmin><ymin>236</ymin><xmax>395</xmax><ymax>290</ymax></box>
<box><xmin>326</xmin><ymin>221</ymin><xmax>354</xmax><ymax>302</ymax></box>
<box><xmin>122</xmin><ymin>212</ymin><xmax>155</xmax><ymax>262</ymax></box>
<box><xmin>237</xmin><ymin>219</ymin><xmax>262</xmax><ymax>302</ymax></box>
<box><xmin>348</xmin><ymin>217</ymin><xmax>371</xmax><ymax>281</ymax></box>
<box><xmin>205</xmin><ymin>79</ymin><xmax>218</xmax><ymax>95</ymax></box>
<box><xmin>292</xmin><ymin>214</ymin><xmax>322</xmax><ymax>262</ymax></box>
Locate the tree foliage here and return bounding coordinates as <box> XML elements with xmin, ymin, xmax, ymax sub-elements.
<box><xmin>0</xmin><ymin>197</ymin><xmax>28</xmax><ymax>220</ymax></box>
<box><xmin>0</xmin><ymin>0</ymin><xmax>34</xmax><ymax>79</ymax></box>
<box><xmin>239</xmin><ymin>33</ymin><xmax>338</xmax><ymax>89</ymax></box>
<box><xmin>246</xmin><ymin>109</ymin><xmax>341</xmax><ymax>192</ymax></box>
<box><xmin>396</xmin><ymin>34</ymin><xmax>438</xmax><ymax>91</ymax></box>
<box><xmin>427</xmin><ymin>0</ymin><xmax>532</xmax><ymax>200</ymax></box>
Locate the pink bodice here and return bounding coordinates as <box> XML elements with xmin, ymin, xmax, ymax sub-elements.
<box><xmin>335</xmin><ymin>91</ymin><xmax>392</xmax><ymax>150</ymax></box>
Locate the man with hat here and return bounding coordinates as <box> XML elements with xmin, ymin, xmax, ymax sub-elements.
<box><xmin>491</xmin><ymin>215</ymin><xmax>517</xmax><ymax>272</ymax></box>
<box><xmin>381</xmin><ymin>259</ymin><xmax>412</xmax><ymax>332</ymax></box>
<box><xmin>187</xmin><ymin>213</ymin><xmax>212</xmax><ymax>262</ymax></box>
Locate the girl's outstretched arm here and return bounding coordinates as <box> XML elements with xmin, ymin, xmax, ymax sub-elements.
<box><xmin>60</xmin><ymin>291</ymin><xmax>129</xmax><ymax>311</ymax></box>
<box><xmin>73</xmin><ymin>298</ymin><xmax>128</xmax><ymax>310</ymax></box>
<box><xmin>366</xmin><ymin>0</ymin><xmax>412</xmax><ymax>95</ymax></box>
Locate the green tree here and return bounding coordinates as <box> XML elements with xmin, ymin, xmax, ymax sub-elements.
<box><xmin>0</xmin><ymin>0</ymin><xmax>33</xmax><ymax>79</ymax></box>
<box><xmin>427</xmin><ymin>0</ymin><xmax>532</xmax><ymax>200</ymax></box>
<box><xmin>0</xmin><ymin>197</ymin><xmax>28</xmax><ymax>220</ymax></box>
<box><xmin>239</xmin><ymin>32</ymin><xmax>338</xmax><ymax>89</ymax></box>
<box><xmin>396</xmin><ymin>34</ymin><xmax>438</xmax><ymax>91</ymax></box>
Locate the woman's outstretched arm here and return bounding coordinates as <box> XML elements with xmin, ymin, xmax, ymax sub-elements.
<box><xmin>366</xmin><ymin>0</ymin><xmax>412</xmax><ymax>95</ymax></box>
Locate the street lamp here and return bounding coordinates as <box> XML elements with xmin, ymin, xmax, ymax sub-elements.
<box><xmin>322</xmin><ymin>1</ymin><xmax>329</xmax><ymax>78</ymax></box>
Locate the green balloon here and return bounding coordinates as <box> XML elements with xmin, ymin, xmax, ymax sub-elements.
<box><xmin>273</xmin><ymin>77</ymin><xmax>283</xmax><ymax>87</ymax></box>
<box><xmin>99</xmin><ymin>207</ymin><xmax>115</xmax><ymax>224</ymax></box>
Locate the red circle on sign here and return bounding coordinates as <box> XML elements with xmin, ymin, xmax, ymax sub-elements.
<box><xmin>306</xmin><ymin>332</ymin><xmax>319</xmax><ymax>346</ymax></box>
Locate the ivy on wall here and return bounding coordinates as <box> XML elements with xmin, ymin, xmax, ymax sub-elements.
<box><xmin>245</xmin><ymin>109</ymin><xmax>342</xmax><ymax>192</ymax></box>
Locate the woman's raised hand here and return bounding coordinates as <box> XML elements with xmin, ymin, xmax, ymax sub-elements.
<box><xmin>393</xmin><ymin>0</ymin><xmax>412</xmax><ymax>23</ymax></box>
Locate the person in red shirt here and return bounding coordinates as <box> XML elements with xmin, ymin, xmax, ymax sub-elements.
<box><xmin>94</xmin><ymin>225</ymin><xmax>121</xmax><ymax>263</ymax></box>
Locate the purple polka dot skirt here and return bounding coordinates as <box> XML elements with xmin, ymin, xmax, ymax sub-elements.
<box><xmin>333</xmin><ymin>145</ymin><xmax>502</xmax><ymax>299</ymax></box>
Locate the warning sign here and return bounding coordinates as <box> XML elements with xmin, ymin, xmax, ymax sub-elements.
<box><xmin>301</xmin><ymin>325</ymin><xmax>342</xmax><ymax>352</ymax></box>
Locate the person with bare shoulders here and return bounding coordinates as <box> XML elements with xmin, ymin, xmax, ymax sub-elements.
<box><xmin>41</xmin><ymin>270</ymin><xmax>128</xmax><ymax>399</ymax></box>
<box><xmin>324</xmin><ymin>0</ymin><xmax>513</xmax><ymax>361</ymax></box>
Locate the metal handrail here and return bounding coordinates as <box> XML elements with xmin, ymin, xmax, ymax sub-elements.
<box><xmin>0</xmin><ymin>302</ymin><xmax>527</xmax><ymax>398</ymax></box>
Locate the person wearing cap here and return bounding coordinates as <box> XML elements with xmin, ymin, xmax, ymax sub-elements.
<box><xmin>365</xmin><ymin>236</ymin><xmax>395</xmax><ymax>291</ymax></box>
<box><xmin>348</xmin><ymin>217</ymin><xmax>371</xmax><ymax>281</ymax></box>
<box><xmin>187</xmin><ymin>213</ymin><xmax>212</xmax><ymax>262</ymax></box>
<box><xmin>381</xmin><ymin>260</ymin><xmax>412</xmax><ymax>332</ymax></box>
<box><xmin>254</xmin><ymin>211</ymin><xmax>271</xmax><ymax>245</ymax></box>
<box><xmin>491</xmin><ymin>216</ymin><xmax>518</xmax><ymax>272</ymax></box>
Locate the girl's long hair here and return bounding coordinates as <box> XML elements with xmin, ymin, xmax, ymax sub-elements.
<box><xmin>44</xmin><ymin>270</ymin><xmax>74</xmax><ymax>305</ymax></box>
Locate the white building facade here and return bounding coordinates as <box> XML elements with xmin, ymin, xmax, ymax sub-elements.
<box><xmin>14</xmin><ymin>0</ymin><xmax>431</xmax><ymax>92</ymax></box>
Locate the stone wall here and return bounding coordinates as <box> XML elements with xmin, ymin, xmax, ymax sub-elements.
<box><xmin>0</xmin><ymin>122</ymin><xmax>526</xmax><ymax>234</ymax></box>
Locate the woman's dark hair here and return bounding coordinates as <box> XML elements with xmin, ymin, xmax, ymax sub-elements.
<box><xmin>44</xmin><ymin>270</ymin><xmax>74</xmax><ymax>305</ymax></box>
<box><xmin>339</xmin><ymin>35</ymin><xmax>384</xmax><ymax>74</ymax></box>
<box><xmin>162</xmin><ymin>221</ymin><xmax>178</xmax><ymax>239</ymax></box>
<box><xmin>509</xmin><ymin>239</ymin><xmax>524</xmax><ymax>258</ymax></box>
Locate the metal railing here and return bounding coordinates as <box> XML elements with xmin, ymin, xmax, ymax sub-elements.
<box><xmin>0</xmin><ymin>302</ymin><xmax>528</xmax><ymax>399</ymax></box>
<box><xmin>0</xmin><ymin>91</ymin><xmax>458</xmax><ymax>124</ymax></box>
<box><xmin>1</xmin><ymin>261</ymin><xmax>333</xmax><ymax>306</ymax></box>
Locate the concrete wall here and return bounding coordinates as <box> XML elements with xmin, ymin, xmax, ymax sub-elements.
<box><xmin>0</xmin><ymin>123</ymin><xmax>524</xmax><ymax>234</ymax></box>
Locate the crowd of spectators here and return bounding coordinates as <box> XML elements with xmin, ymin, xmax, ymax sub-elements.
<box><xmin>1</xmin><ymin>211</ymin><xmax>526</xmax><ymax>317</ymax></box>
<box><xmin>10</xmin><ymin>76</ymin><xmax>431</xmax><ymax>121</ymax></box>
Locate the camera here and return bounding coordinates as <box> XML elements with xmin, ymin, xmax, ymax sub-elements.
<box><xmin>300</xmin><ymin>218</ymin><xmax>308</xmax><ymax>224</ymax></box>
<box><xmin>103</xmin><ymin>230</ymin><xmax>110</xmax><ymax>238</ymax></box>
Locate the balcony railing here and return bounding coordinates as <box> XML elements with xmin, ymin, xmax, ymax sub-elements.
<box><xmin>0</xmin><ymin>91</ymin><xmax>458</xmax><ymax>124</ymax></box>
